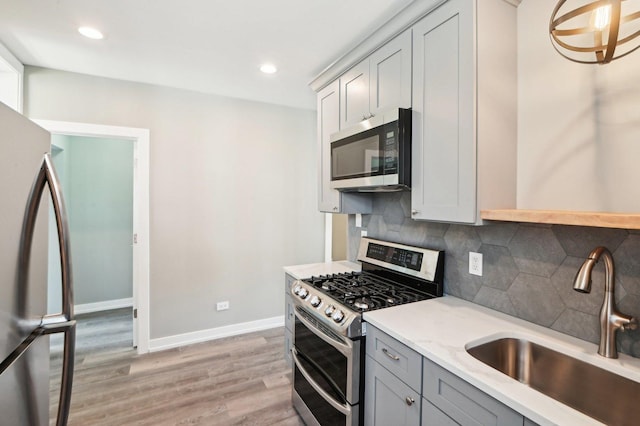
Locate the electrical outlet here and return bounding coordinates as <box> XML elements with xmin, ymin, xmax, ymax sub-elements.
<box><xmin>361</xmin><ymin>230</ymin><xmax>368</xmax><ymax>237</ymax></box>
<box><xmin>216</xmin><ymin>301</ymin><xmax>230</xmax><ymax>311</ymax></box>
<box><xmin>469</xmin><ymin>252</ymin><xmax>483</xmax><ymax>276</ymax></box>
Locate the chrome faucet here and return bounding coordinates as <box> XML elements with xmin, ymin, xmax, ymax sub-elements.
<box><xmin>573</xmin><ymin>246</ymin><xmax>637</xmax><ymax>358</ymax></box>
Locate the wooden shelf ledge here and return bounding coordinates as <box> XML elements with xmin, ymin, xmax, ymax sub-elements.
<box><xmin>480</xmin><ymin>209</ymin><xmax>640</xmax><ymax>230</ymax></box>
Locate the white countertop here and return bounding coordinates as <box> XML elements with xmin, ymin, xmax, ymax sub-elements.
<box><xmin>283</xmin><ymin>260</ymin><xmax>361</xmax><ymax>280</ymax></box>
<box><xmin>363</xmin><ymin>296</ymin><xmax>640</xmax><ymax>426</ymax></box>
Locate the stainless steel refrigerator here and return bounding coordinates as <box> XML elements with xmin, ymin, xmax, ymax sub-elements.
<box><xmin>0</xmin><ymin>102</ymin><xmax>75</xmax><ymax>426</ymax></box>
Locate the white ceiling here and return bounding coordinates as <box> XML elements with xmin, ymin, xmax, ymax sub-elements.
<box><xmin>0</xmin><ymin>0</ymin><xmax>415</xmax><ymax>110</ymax></box>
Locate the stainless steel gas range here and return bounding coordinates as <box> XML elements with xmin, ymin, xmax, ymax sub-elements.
<box><xmin>290</xmin><ymin>237</ymin><xmax>444</xmax><ymax>426</ymax></box>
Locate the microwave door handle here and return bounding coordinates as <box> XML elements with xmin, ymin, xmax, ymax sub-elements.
<box><xmin>18</xmin><ymin>153</ymin><xmax>76</xmax><ymax>426</ymax></box>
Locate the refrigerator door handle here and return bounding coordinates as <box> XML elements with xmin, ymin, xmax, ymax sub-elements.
<box><xmin>18</xmin><ymin>153</ymin><xmax>75</xmax><ymax>426</ymax></box>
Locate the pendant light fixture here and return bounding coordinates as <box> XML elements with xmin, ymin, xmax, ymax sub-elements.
<box><xmin>549</xmin><ymin>0</ymin><xmax>640</xmax><ymax>64</ymax></box>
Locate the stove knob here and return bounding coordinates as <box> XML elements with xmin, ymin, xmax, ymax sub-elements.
<box><xmin>310</xmin><ymin>295</ymin><xmax>321</xmax><ymax>307</ymax></box>
<box><xmin>293</xmin><ymin>285</ymin><xmax>302</xmax><ymax>295</ymax></box>
<box><xmin>325</xmin><ymin>305</ymin><xmax>335</xmax><ymax>317</ymax></box>
<box><xmin>332</xmin><ymin>310</ymin><xmax>345</xmax><ymax>323</ymax></box>
<box><xmin>298</xmin><ymin>288</ymin><xmax>308</xmax><ymax>299</ymax></box>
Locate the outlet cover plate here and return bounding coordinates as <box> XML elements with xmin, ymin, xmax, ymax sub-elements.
<box><xmin>469</xmin><ymin>252</ymin><xmax>483</xmax><ymax>276</ymax></box>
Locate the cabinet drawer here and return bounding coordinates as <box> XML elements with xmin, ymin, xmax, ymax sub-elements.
<box><xmin>285</xmin><ymin>274</ymin><xmax>296</xmax><ymax>294</ymax></box>
<box><xmin>423</xmin><ymin>358</ymin><xmax>523</xmax><ymax>426</ymax></box>
<box><xmin>366</xmin><ymin>325</ymin><xmax>422</xmax><ymax>393</ymax></box>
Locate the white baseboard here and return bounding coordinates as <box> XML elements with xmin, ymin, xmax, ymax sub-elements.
<box><xmin>74</xmin><ymin>298</ymin><xmax>133</xmax><ymax>315</ymax></box>
<box><xmin>148</xmin><ymin>315</ymin><xmax>285</xmax><ymax>352</ymax></box>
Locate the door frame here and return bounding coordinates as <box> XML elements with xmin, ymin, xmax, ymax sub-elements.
<box><xmin>35</xmin><ymin>119</ymin><xmax>150</xmax><ymax>354</ymax></box>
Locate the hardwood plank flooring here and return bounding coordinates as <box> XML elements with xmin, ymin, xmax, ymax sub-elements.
<box><xmin>50</xmin><ymin>309</ymin><xmax>303</xmax><ymax>425</ymax></box>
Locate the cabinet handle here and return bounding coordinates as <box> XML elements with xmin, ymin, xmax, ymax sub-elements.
<box><xmin>333</xmin><ymin>206</ymin><xmax>338</xmax><ymax>211</ymax></box>
<box><xmin>382</xmin><ymin>348</ymin><xmax>400</xmax><ymax>361</ymax></box>
<box><xmin>411</xmin><ymin>209</ymin><xmax>419</xmax><ymax>216</ymax></box>
<box><xmin>405</xmin><ymin>396</ymin><xmax>415</xmax><ymax>406</ymax></box>
<box><xmin>362</xmin><ymin>115</ymin><xmax>368</xmax><ymax>121</ymax></box>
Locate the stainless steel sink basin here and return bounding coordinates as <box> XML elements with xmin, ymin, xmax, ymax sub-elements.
<box><xmin>467</xmin><ymin>337</ymin><xmax>640</xmax><ymax>426</ymax></box>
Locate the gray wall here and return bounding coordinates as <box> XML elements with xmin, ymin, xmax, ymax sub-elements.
<box><xmin>348</xmin><ymin>192</ymin><xmax>640</xmax><ymax>358</ymax></box>
<box><xmin>517</xmin><ymin>0</ymin><xmax>640</xmax><ymax>212</ymax></box>
<box><xmin>26</xmin><ymin>66</ymin><xmax>325</xmax><ymax>339</ymax></box>
<box><xmin>50</xmin><ymin>134</ymin><xmax>134</xmax><ymax>307</ymax></box>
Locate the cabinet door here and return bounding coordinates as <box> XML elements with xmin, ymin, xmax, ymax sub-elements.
<box><xmin>317</xmin><ymin>80</ymin><xmax>341</xmax><ymax>213</ymax></box>
<box><xmin>340</xmin><ymin>60</ymin><xmax>370</xmax><ymax>128</ymax></box>
<box><xmin>284</xmin><ymin>293</ymin><xmax>294</xmax><ymax>332</ymax></box>
<box><xmin>365</xmin><ymin>356</ymin><xmax>421</xmax><ymax>426</ymax></box>
<box><xmin>284</xmin><ymin>329</ymin><xmax>293</xmax><ymax>368</ymax></box>
<box><xmin>284</xmin><ymin>276</ymin><xmax>295</xmax><ymax>368</ymax></box>
<box><xmin>411</xmin><ymin>0</ymin><xmax>476</xmax><ymax>223</ymax></box>
<box><xmin>423</xmin><ymin>358</ymin><xmax>523</xmax><ymax>426</ymax></box>
<box><xmin>369</xmin><ymin>29</ymin><xmax>412</xmax><ymax>116</ymax></box>
<box><xmin>422</xmin><ymin>398</ymin><xmax>459</xmax><ymax>425</ymax></box>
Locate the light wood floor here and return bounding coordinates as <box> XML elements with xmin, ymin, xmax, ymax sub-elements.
<box><xmin>49</xmin><ymin>309</ymin><xmax>303</xmax><ymax>425</ymax></box>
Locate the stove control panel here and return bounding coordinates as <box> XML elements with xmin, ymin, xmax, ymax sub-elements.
<box><xmin>290</xmin><ymin>279</ymin><xmax>361</xmax><ymax>337</ymax></box>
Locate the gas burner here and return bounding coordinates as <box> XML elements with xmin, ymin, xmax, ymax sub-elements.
<box><xmin>321</xmin><ymin>281</ymin><xmax>334</xmax><ymax>290</ymax></box>
<box><xmin>353</xmin><ymin>300</ymin><xmax>370</xmax><ymax>310</ymax></box>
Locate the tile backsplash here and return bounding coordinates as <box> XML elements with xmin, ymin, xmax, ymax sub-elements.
<box><xmin>347</xmin><ymin>192</ymin><xmax>640</xmax><ymax>358</ymax></box>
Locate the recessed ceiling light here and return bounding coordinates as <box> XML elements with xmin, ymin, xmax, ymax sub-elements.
<box><xmin>260</xmin><ymin>63</ymin><xmax>277</xmax><ymax>74</ymax></box>
<box><xmin>78</xmin><ymin>26</ymin><xmax>104</xmax><ymax>40</ymax></box>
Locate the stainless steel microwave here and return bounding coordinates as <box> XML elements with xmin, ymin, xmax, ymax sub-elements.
<box><xmin>330</xmin><ymin>108</ymin><xmax>411</xmax><ymax>192</ymax></box>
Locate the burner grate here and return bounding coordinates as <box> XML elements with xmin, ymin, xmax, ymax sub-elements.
<box><xmin>305</xmin><ymin>271</ymin><xmax>434</xmax><ymax>312</ymax></box>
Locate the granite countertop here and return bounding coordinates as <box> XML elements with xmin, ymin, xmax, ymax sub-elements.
<box><xmin>283</xmin><ymin>260</ymin><xmax>361</xmax><ymax>280</ymax></box>
<box><xmin>363</xmin><ymin>296</ymin><xmax>640</xmax><ymax>426</ymax></box>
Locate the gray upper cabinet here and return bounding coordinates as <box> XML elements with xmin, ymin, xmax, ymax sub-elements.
<box><xmin>369</xmin><ymin>30</ymin><xmax>412</xmax><ymax>117</ymax></box>
<box><xmin>340</xmin><ymin>30</ymin><xmax>412</xmax><ymax>129</ymax></box>
<box><xmin>317</xmin><ymin>81</ymin><xmax>372</xmax><ymax>214</ymax></box>
<box><xmin>340</xmin><ymin>60</ymin><xmax>370</xmax><ymax>128</ymax></box>
<box><xmin>317</xmin><ymin>80</ymin><xmax>342</xmax><ymax>213</ymax></box>
<box><xmin>410</xmin><ymin>0</ymin><xmax>517</xmax><ymax>224</ymax></box>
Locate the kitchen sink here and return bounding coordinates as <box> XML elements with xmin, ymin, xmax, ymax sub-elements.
<box><xmin>466</xmin><ymin>337</ymin><xmax>640</xmax><ymax>426</ymax></box>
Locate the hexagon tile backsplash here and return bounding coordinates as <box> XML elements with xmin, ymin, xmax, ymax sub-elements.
<box><xmin>347</xmin><ymin>192</ymin><xmax>640</xmax><ymax>358</ymax></box>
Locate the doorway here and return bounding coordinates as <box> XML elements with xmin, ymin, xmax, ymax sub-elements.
<box><xmin>37</xmin><ymin>120</ymin><xmax>150</xmax><ymax>354</ymax></box>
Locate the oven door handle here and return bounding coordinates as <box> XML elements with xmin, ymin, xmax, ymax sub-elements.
<box><xmin>292</xmin><ymin>348</ymin><xmax>352</xmax><ymax>417</ymax></box>
<box><xmin>294</xmin><ymin>308</ymin><xmax>353</xmax><ymax>357</ymax></box>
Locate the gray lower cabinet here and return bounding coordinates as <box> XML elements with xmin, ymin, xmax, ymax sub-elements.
<box><xmin>422</xmin><ymin>398</ymin><xmax>458</xmax><ymax>426</ymax></box>
<box><xmin>422</xmin><ymin>358</ymin><xmax>523</xmax><ymax>426</ymax></box>
<box><xmin>365</xmin><ymin>355</ymin><xmax>421</xmax><ymax>426</ymax></box>
<box><xmin>365</xmin><ymin>325</ymin><xmax>422</xmax><ymax>426</ymax></box>
<box><xmin>284</xmin><ymin>274</ymin><xmax>295</xmax><ymax>367</ymax></box>
<box><xmin>365</xmin><ymin>324</ymin><xmax>532</xmax><ymax>426</ymax></box>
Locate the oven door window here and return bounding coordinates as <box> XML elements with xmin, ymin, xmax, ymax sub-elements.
<box><xmin>331</xmin><ymin>131</ymin><xmax>383</xmax><ymax>181</ymax></box>
<box><xmin>294</xmin><ymin>316</ymin><xmax>348</xmax><ymax>400</ymax></box>
<box><xmin>294</xmin><ymin>363</ymin><xmax>347</xmax><ymax>425</ymax></box>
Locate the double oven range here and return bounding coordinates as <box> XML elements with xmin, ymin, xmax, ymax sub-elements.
<box><xmin>290</xmin><ymin>237</ymin><xmax>444</xmax><ymax>426</ymax></box>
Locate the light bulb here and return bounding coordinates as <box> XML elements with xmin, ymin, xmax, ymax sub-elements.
<box><xmin>593</xmin><ymin>4</ymin><xmax>611</xmax><ymax>30</ymax></box>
